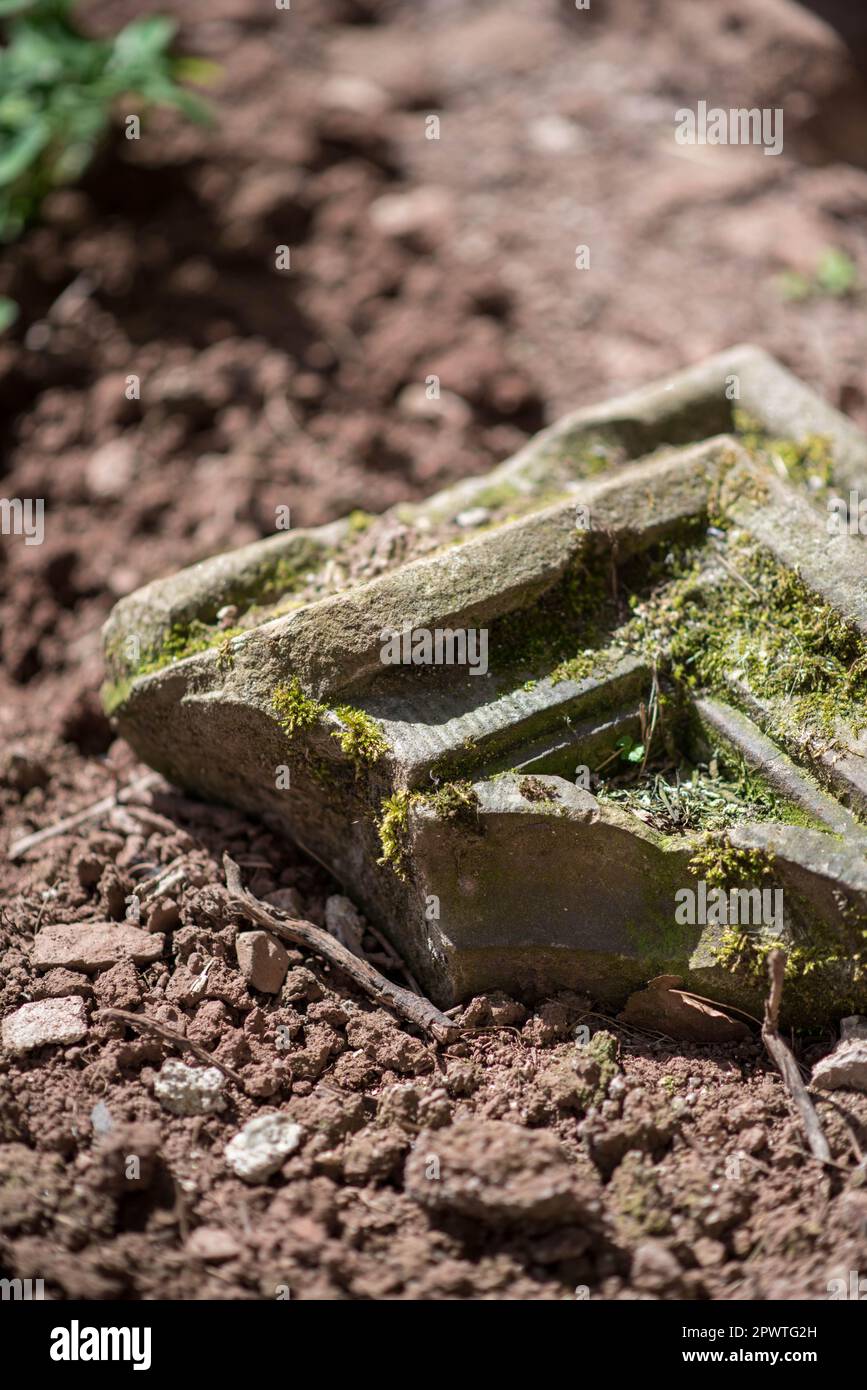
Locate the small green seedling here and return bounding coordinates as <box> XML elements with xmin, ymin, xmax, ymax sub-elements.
<box><xmin>615</xmin><ymin>733</ymin><xmax>645</xmax><ymax>764</ymax></box>
<box><xmin>776</xmin><ymin>247</ymin><xmax>858</xmax><ymax>303</ymax></box>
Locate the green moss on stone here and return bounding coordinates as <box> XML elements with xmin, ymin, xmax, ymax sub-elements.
<box><xmin>135</xmin><ymin>620</ymin><xmax>244</xmax><ymax>678</ymax></box>
<box><xmin>733</xmin><ymin>409</ymin><xmax>834</xmax><ymax>494</ymax></box>
<box><xmin>621</xmin><ymin>533</ymin><xmax>867</xmax><ymax>747</ymax></box>
<box><xmin>714</xmin><ymin>925</ymin><xmax>863</xmax><ymax>991</ymax></box>
<box><xmin>331</xmin><ymin>705</ymin><xmax>388</xmax><ymax>770</ymax></box>
<box><xmin>375</xmin><ymin>779</ymin><xmax>481</xmax><ymax>879</ymax></box>
<box><xmin>272</xmin><ymin>681</ymin><xmax>387</xmax><ymax>772</ymax></box>
<box><xmin>424</xmin><ymin>780</ymin><xmax>480</xmax><ymax>823</ymax></box>
<box><xmin>376</xmin><ymin>789</ymin><xmax>413</xmax><ymax>878</ymax></box>
<box><xmin>241</xmin><ymin>539</ymin><xmax>329</xmax><ymax>606</ymax></box>
<box><xmin>688</xmin><ymin>838</ymin><xmax>775</xmax><ymax>890</ymax></box>
<box><xmin>272</xmin><ymin>677</ymin><xmax>325</xmax><ymax>735</ymax></box>
<box><xmin>470</xmin><ymin>480</ymin><xmax>524</xmax><ymax>511</ymax></box>
<box><xmin>583</xmin><ymin>1028</ymin><xmax>620</xmax><ymax>1096</ymax></box>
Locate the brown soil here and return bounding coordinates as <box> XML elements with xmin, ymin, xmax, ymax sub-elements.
<box><xmin>2</xmin><ymin>0</ymin><xmax>867</xmax><ymax>1301</ymax></box>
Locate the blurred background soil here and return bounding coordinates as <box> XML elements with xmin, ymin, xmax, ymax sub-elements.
<box><xmin>2</xmin><ymin>0</ymin><xmax>867</xmax><ymax>1300</ymax></box>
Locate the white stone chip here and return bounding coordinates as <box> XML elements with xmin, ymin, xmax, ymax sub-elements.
<box><xmin>225</xmin><ymin>1113</ymin><xmax>304</xmax><ymax>1183</ymax></box>
<box><xmin>2</xmin><ymin>996</ymin><xmax>88</xmax><ymax>1055</ymax></box>
<box><xmin>455</xmin><ymin>506</ymin><xmax>492</xmax><ymax>529</ymax></box>
<box><xmin>154</xmin><ymin>1059</ymin><xmax>227</xmax><ymax>1115</ymax></box>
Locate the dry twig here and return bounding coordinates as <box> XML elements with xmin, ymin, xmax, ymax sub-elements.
<box><xmin>223</xmin><ymin>853</ymin><xmax>459</xmax><ymax>1044</ymax></box>
<box><xmin>761</xmin><ymin>949</ymin><xmax>831</xmax><ymax>1165</ymax></box>
<box><xmin>9</xmin><ymin>772</ymin><xmax>163</xmax><ymax>861</ymax></box>
<box><xmin>97</xmin><ymin>1006</ymin><xmax>246</xmax><ymax>1089</ymax></box>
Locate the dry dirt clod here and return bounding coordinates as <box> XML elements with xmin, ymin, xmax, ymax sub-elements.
<box><xmin>630</xmin><ymin>1239</ymin><xmax>683</xmax><ymax>1295</ymax></box>
<box><xmin>30</xmin><ymin>968</ymin><xmax>93</xmax><ymax>1000</ymax></box>
<box><xmin>403</xmin><ymin>1117</ymin><xmax>598</xmax><ymax>1229</ymax></box>
<box><xmin>186</xmin><ymin>1227</ymin><xmax>242</xmax><ymax>1263</ymax></box>
<box><xmin>1</xmin><ymin>747</ymin><xmax>50</xmax><ymax>794</ymax></box>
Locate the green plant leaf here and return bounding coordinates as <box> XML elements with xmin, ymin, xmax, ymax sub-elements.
<box><xmin>173</xmin><ymin>56</ymin><xmax>222</xmax><ymax>87</ymax></box>
<box><xmin>775</xmin><ymin>270</ymin><xmax>811</xmax><ymax>303</ymax></box>
<box><xmin>0</xmin><ymin>116</ymin><xmax>49</xmax><ymax>184</ymax></box>
<box><xmin>614</xmin><ymin>734</ymin><xmax>645</xmax><ymax>764</ymax></box>
<box><xmin>110</xmin><ymin>15</ymin><xmax>176</xmax><ymax>69</ymax></box>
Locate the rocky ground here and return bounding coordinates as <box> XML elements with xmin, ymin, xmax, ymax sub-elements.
<box><xmin>2</xmin><ymin>0</ymin><xmax>867</xmax><ymax>1300</ymax></box>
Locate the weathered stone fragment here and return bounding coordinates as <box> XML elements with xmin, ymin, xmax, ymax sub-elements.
<box><xmin>812</xmin><ymin>1040</ymin><xmax>867</xmax><ymax>1093</ymax></box>
<box><xmin>153</xmin><ymin>1059</ymin><xmax>227</xmax><ymax>1115</ymax></box>
<box><xmin>32</xmin><ymin>922</ymin><xmax>164</xmax><ymax>973</ymax></box>
<box><xmin>102</xmin><ymin>348</ymin><xmax>867</xmax><ymax>1020</ymax></box>
<box><xmin>235</xmin><ymin>930</ymin><xmax>289</xmax><ymax>993</ymax></box>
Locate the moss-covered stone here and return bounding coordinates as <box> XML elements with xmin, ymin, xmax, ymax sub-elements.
<box><xmin>101</xmin><ymin>347</ymin><xmax>867</xmax><ymax>1016</ymax></box>
<box><xmin>734</xmin><ymin>407</ymin><xmax>834</xmax><ymax>494</ymax></box>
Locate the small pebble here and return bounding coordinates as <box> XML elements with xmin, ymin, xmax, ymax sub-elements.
<box><xmin>154</xmin><ymin>1059</ymin><xmax>227</xmax><ymax>1116</ymax></box>
<box><xmin>225</xmin><ymin>1113</ymin><xmax>304</xmax><ymax>1183</ymax></box>
<box><xmin>90</xmin><ymin>1100</ymin><xmax>114</xmax><ymax>1135</ymax></box>
<box><xmin>455</xmin><ymin>506</ymin><xmax>491</xmax><ymax>529</ymax></box>
<box><xmin>236</xmin><ymin>930</ymin><xmax>289</xmax><ymax>994</ymax></box>
<box><xmin>186</xmin><ymin>1226</ymin><xmax>242</xmax><ymax>1263</ymax></box>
